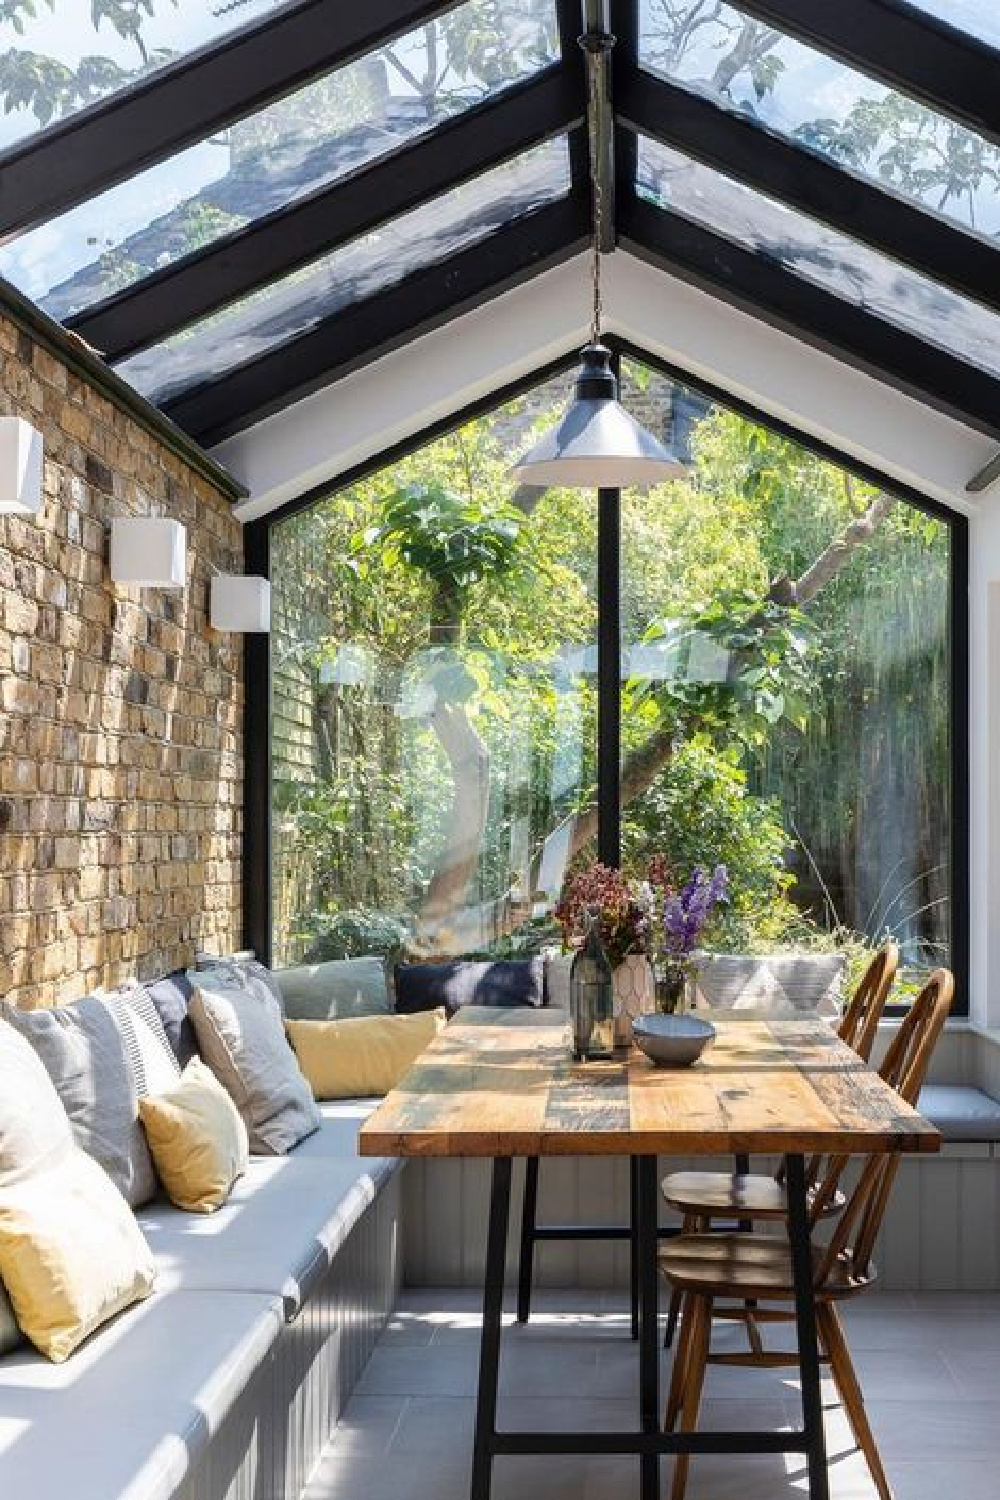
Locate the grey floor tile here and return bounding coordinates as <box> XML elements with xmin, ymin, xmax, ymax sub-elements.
<box><xmin>355</xmin><ymin>1341</ymin><xmax>480</xmax><ymax>1398</ymax></box>
<box><xmin>322</xmin><ymin>1394</ymin><xmax>407</xmax><ymax>1456</ymax></box>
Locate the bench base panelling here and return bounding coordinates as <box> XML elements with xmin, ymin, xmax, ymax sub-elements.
<box><xmin>176</xmin><ymin>1169</ymin><xmax>402</xmax><ymax>1500</ymax></box>
<box><xmin>402</xmin><ymin>1153</ymin><xmax>1000</xmax><ymax>1292</ymax></box>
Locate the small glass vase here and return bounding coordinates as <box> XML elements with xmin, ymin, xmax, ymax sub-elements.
<box><xmin>654</xmin><ymin>963</ymin><xmax>689</xmax><ymax>1015</ymax></box>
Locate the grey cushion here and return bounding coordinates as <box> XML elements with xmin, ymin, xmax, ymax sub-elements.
<box><xmin>691</xmin><ymin>952</ymin><xmax>845</xmax><ymax>1020</ymax></box>
<box><xmin>0</xmin><ymin>1288</ymin><xmax>281</xmax><ymax>1500</ymax></box>
<box><xmin>275</xmin><ymin>955</ymin><xmax>391</xmax><ymax>1020</ymax></box>
<box><xmin>3</xmin><ymin>998</ymin><xmax>158</xmax><ymax>1208</ymax></box>
<box><xmin>139</xmin><ymin>1102</ymin><xmax>393</xmax><ymax>1320</ymax></box>
<box><xmin>917</xmin><ymin>1084</ymin><xmax>1000</xmax><ymax>1142</ymax></box>
<box><xmin>0</xmin><ymin>1279</ymin><xmax>19</xmax><ymax>1356</ymax></box>
<box><xmin>189</xmin><ymin>973</ymin><xmax>321</xmax><ymax>1156</ymax></box>
<box><xmin>145</xmin><ymin>970</ymin><xmax>199</xmax><ymax>1068</ymax></box>
<box><xmin>195</xmin><ymin>955</ymin><xmax>286</xmax><ymax>1011</ymax></box>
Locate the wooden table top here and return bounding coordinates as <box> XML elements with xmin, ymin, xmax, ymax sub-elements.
<box><xmin>358</xmin><ymin>1007</ymin><xmax>940</xmax><ymax>1159</ymax></box>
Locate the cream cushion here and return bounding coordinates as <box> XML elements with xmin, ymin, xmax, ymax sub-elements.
<box><xmin>0</xmin><ymin>1021</ymin><xmax>155</xmax><ymax>1362</ymax></box>
<box><xmin>190</xmin><ymin>974</ymin><xmax>321</xmax><ymax>1155</ymax></box>
<box><xmin>286</xmin><ymin>1009</ymin><xmax>446</xmax><ymax>1099</ymax></box>
<box><xmin>140</xmin><ymin>1059</ymin><xmax>249</xmax><ymax>1213</ymax></box>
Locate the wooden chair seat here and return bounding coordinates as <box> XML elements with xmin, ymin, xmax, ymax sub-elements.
<box><xmin>661</xmin><ymin>1169</ymin><xmax>845</xmax><ymax>1220</ymax></box>
<box><xmin>658</xmin><ymin>1231</ymin><xmax>872</xmax><ymax>1300</ymax></box>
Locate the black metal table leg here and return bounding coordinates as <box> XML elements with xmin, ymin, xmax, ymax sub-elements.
<box><xmin>629</xmin><ymin>1155</ymin><xmax>640</xmax><ymax>1340</ymax></box>
<box><xmin>516</xmin><ymin>1156</ymin><xmax>539</xmax><ymax>1324</ymax></box>
<box><xmin>471</xmin><ymin>1155</ymin><xmax>512</xmax><ymax>1500</ymax></box>
<box><xmin>785</xmin><ymin>1154</ymin><xmax>830</xmax><ymax>1500</ymax></box>
<box><xmin>636</xmin><ymin>1154</ymin><xmax>660</xmax><ymax>1500</ymax></box>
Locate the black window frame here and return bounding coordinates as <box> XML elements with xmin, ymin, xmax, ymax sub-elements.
<box><xmin>244</xmin><ymin>338</ymin><xmax>969</xmax><ymax>1017</ymax></box>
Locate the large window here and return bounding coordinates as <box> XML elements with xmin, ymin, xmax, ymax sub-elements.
<box><xmin>264</xmin><ymin>355</ymin><xmax>963</xmax><ymax>999</ymax></box>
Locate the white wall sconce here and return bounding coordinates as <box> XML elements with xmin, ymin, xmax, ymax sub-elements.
<box><xmin>210</xmin><ymin>573</ymin><xmax>271</xmax><ymax>633</ymax></box>
<box><xmin>0</xmin><ymin>416</ymin><xmax>43</xmax><ymax>516</ymax></box>
<box><xmin>110</xmin><ymin>517</ymin><xmax>187</xmax><ymax>588</ymax></box>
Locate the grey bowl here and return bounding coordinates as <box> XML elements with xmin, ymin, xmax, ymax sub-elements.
<box><xmin>632</xmin><ymin>1014</ymin><xmax>716</xmax><ymax>1068</ymax></box>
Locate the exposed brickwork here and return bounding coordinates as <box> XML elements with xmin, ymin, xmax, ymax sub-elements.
<box><xmin>0</xmin><ymin>314</ymin><xmax>244</xmax><ymax>1008</ymax></box>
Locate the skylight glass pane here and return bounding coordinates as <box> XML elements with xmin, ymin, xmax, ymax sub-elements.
<box><xmin>0</xmin><ymin>0</ymin><xmax>287</xmax><ymax>153</ymax></box>
<box><xmin>0</xmin><ymin>0</ymin><xmax>558</xmax><ymax>321</ymax></box>
<box><xmin>636</xmin><ymin>135</ymin><xmax>1000</xmax><ymax>378</ymax></box>
<box><xmin>904</xmin><ymin>1</ymin><xmax>1000</xmax><ymax>50</ymax></box>
<box><xmin>639</xmin><ymin>0</ymin><xmax>1000</xmax><ymax>240</ymax></box>
<box><xmin>115</xmin><ymin>137</ymin><xmax>571</xmax><ymax>407</ymax></box>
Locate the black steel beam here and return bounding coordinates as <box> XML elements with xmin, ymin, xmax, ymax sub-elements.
<box><xmin>734</xmin><ymin>0</ymin><xmax>1000</xmax><ymax>146</ymax></box>
<box><xmin>0</xmin><ymin>0</ymin><xmax>462</xmax><ymax>239</ymax></box>
<box><xmin>618</xmin><ymin>67</ymin><xmax>1000</xmax><ymax>318</ymax></box>
<box><xmin>242</xmin><ymin>518</ymin><xmax>273</xmax><ymax>965</ymax></box>
<box><xmin>166</xmin><ymin>193</ymin><xmax>590</xmax><ymax>447</ymax></box>
<box><xmin>70</xmin><ymin>69</ymin><xmax>583</xmax><ymax>363</ymax></box>
<box><xmin>619</xmin><ymin>191</ymin><xmax>1000</xmax><ymax>438</ymax></box>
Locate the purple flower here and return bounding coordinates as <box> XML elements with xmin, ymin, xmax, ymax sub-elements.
<box><xmin>662</xmin><ymin>865</ymin><xmax>728</xmax><ymax>958</ymax></box>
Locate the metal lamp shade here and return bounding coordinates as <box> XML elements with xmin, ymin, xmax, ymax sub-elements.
<box><xmin>511</xmin><ymin>343</ymin><xmax>684</xmax><ymax>488</ymax></box>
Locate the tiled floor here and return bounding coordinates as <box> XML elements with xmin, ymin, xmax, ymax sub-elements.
<box><xmin>306</xmin><ymin>1288</ymin><xmax>1000</xmax><ymax>1500</ymax></box>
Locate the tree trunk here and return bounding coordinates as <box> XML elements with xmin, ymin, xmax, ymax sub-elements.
<box><xmin>418</xmin><ymin>701</ymin><xmax>490</xmax><ymax>943</ymax></box>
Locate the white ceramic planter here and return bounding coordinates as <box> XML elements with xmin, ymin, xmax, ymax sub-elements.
<box><xmin>612</xmin><ymin>954</ymin><xmax>655</xmax><ymax>1046</ymax></box>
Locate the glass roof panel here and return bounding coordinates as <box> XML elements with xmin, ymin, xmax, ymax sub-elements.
<box><xmin>903</xmin><ymin>2</ymin><xmax>1000</xmax><ymax>50</ymax></box>
<box><xmin>639</xmin><ymin>0</ymin><xmax>1000</xmax><ymax>241</ymax></box>
<box><xmin>636</xmin><ymin>135</ymin><xmax>1000</xmax><ymax>378</ymax></box>
<box><xmin>115</xmin><ymin>136</ymin><xmax>571</xmax><ymax>407</ymax></box>
<box><xmin>0</xmin><ymin>0</ymin><xmax>558</xmax><ymax>322</ymax></box>
<box><xmin>0</xmin><ymin>0</ymin><xmax>288</xmax><ymax>154</ymax></box>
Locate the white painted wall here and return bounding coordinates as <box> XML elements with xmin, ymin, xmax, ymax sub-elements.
<box><xmin>213</xmin><ymin>251</ymin><xmax>1000</xmax><ymax>1028</ymax></box>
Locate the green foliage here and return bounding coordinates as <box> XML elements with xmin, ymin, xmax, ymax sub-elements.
<box><xmin>363</xmin><ymin>481</ymin><xmax>521</xmax><ymax>597</ymax></box>
<box><xmin>622</xmin><ymin>741</ymin><xmax>797</xmax><ymax>949</ymax></box>
<box><xmin>297</xmin><ymin>908</ymin><xmax>410</xmax><ymax>966</ymax></box>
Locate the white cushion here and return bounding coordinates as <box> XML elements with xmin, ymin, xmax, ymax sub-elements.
<box><xmin>0</xmin><ymin>1288</ymin><xmax>281</xmax><ymax>1500</ymax></box>
<box><xmin>137</xmin><ymin>1102</ymin><xmax>395</xmax><ymax>1319</ymax></box>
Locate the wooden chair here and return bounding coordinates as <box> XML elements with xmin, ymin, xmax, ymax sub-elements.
<box><xmin>658</xmin><ymin>967</ymin><xmax>953</xmax><ymax>1500</ymax></box>
<box><xmin>660</xmin><ymin>943</ymin><xmax>900</xmax><ymax>1347</ymax></box>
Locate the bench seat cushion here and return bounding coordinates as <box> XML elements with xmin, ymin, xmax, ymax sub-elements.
<box><xmin>137</xmin><ymin>1100</ymin><xmax>395</xmax><ymax>1319</ymax></box>
<box><xmin>917</xmin><ymin>1083</ymin><xmax>1000</xmax><ymax>1142</ymax></box>
<box><xmin>0</xmin><ymin>1288</ymin><xmax>281</xmax><ymax>1500</ymax></box>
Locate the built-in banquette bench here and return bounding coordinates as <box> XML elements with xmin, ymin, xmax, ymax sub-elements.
<box><xmin>0</xmin><ymin>1095</ymin><xmax>398</xmax><ymax>1500</ymax></box>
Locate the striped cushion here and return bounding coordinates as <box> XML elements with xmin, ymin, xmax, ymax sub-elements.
<box><xmin>101</xmin><ymin>985</ymin><xmax>182</xmax><ymax>1099</ymax></box>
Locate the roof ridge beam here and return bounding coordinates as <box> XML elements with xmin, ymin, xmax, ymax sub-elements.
<box><xmin>618</xmin><ymin>66</ymin><xmax>1000</xmax><ymax>319</ymax></box>
<box><xmin>733</xmin><ymin>0</ymin><xmax>1000</xmax><ymax>146</ymax></box>
<box><xmin>69</xmin><ymin>68</ymin><xmax>584</xmax><ymax>364</ymax></box>
<box><xmin>619</xmin><ymin>189</ymin><xmax>1000</xmax><ymax>438</ymax></box>
<box><xmin>0</xmin><ymin>0</ymin><xmax>461</xmax><ymax>240</ymax></box>
<box><xmin>163</xmin><ymin>194</ymin><xmax>590</xmax><ymax>447</ymax></box>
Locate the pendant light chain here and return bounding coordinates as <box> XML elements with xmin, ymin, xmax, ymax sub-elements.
<box><xmin>587</xmin><ymin>45</ymin><xmax>603</xmax><ymax>347</ymax></box>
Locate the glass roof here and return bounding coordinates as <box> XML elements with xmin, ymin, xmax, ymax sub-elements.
<box><xmin>0</xmin><ymin>0</ymin><xmax>558</xmax><ymax>321</ymax></box>
<box><xmin>636</xmin><ymin>135</ymin><xmax>1000</xmax><ymax>377</ymax></box>
<box><xmin>903</xmin><ymin>1</ymin><xmax>1000</xmax><ymax>49</ymax></box>
<box><xmin>0</xmin><ymin>0</ymin><xmax>287</xmax><ymax>154</ymax></box>
<box><xmin>639</xmin><ymin>0</ymin><xmax>1000</xmax><ymax>241</ymax></box>
<box><xmin>115</xmin><ymin>136</ymin><xmax>571</xmax><ymax>407</ymax></box>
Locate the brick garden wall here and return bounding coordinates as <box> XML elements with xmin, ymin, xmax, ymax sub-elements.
<box><xmin>0</xmin><ymin>314</ymin><xmax>245</xmax><ymax>1008</ymax></box>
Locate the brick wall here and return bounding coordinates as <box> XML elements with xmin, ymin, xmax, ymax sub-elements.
<box><xmin>0</xmin><ymin>315</ymin><xmax>245</xmax><ymax>1008</ymax></box>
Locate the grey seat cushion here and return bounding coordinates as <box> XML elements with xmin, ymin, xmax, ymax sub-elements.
<box><xmin>138</xmin><ymin>1102</ymin><xmax>394</xmax><ymax>1320</ymax></box>
<box><xmin>917</xmin><ymin>1084</ymin><xmax>1000</xmax><ymax>1142</ymax></box>
<box><xmin>0</xmin><ymin>1288</ymin><xmax>281</xmax><ymax>1500</ymax></box>
<box><xmin>2</xmin><ymin>997</ymin><xmax>158</xmax><ymax>1208</ymax></box>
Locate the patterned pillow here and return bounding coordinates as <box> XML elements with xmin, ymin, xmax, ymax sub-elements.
<box><xmin>100</xmin><ymin>984</ymin><xmax>181</xmax><ymax>1098</ymax></box>
<box><xmin>691</xmin><ymin>952</ymin><xmax>845</xmax><ymax>1020</ymax></box>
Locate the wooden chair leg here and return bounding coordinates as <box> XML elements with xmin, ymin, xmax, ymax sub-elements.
<box><xmin>664</xmin><ymin>1215</ymin><xmax>696</xmax><ymax>1349</ymax></box>
<box><xmin>670</xmin><ymin>1294</ymin><xmax>712</xmax><ymax>1500</ymax></box>
<box><xmin>817</xmin><ymin>1303</ymin><xmax>893</xmax><ymax>1500</ymax></box>
<box><xmin>664</xmin><ymin>1290</ymin><xmax>697</xmax><ymax>1433</ymax></box>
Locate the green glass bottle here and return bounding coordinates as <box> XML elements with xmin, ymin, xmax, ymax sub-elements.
<box><xmin>570</xmin><ymin>908</ymin><xmax>615</xmax><ymax>1061</ymax></box>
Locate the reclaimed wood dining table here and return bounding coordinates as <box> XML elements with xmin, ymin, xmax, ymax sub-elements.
<box><xmin>359</xmin><ymin>1006</ymin><xmax>939</xmax><ymax>1500</ymax></box>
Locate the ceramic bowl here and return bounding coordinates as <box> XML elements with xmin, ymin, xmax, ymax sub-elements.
<box><xmin>631</xmin><ymin>1013</ymin><xmax>716</xmax><ymax>1068</ymax></box>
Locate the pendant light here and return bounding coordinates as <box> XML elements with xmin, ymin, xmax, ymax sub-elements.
<box><xmin>511</xmin><ymin>17</ymin><xmax>683</xmax><ymax>489</ymax></box>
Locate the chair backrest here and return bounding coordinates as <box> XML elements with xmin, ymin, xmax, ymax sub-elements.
<box><xmin>812</xmin><ymin>968</ymin><xmax>954</xmax><ymax>1288</ymax></box>
<box><xmin>838</xmin><ymin>942</ymin><xmax>900</xmax><ymax>1062</ymax></box>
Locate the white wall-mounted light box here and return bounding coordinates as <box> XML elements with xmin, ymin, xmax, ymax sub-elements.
<box><xmin>0</xmin><ymin>416</ymin><xmax>43</xmax><ymax>516</ymax></box>
<box><xmin>110</xmin><ymin>517</ymin><xmax>187</xmax><ymax>588</ymax></box>
<box><xmin>210</xmin><ymin>574</ymin><xmax>271</xmax><ymax>633</ymax></box>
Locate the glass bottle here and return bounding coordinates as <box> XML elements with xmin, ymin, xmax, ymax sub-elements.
<box><xmin>570</xmin><ymin>908</ymin><xmax>615</xmax><ymax>1061</ymax></box>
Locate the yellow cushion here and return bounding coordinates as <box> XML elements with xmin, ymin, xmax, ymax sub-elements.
<box><xmin>139</xmin><ymin>1058</ymin><xmax>249</xmax><ymax>1214</ymax></box>
<box><xmin>0</xmin><ymin>1150</ymin><xmax>156</xmax><ymax>1363</ymax></box>
<box><xmin>286</xmin><ymin>1009</ymin><xmax>446</xmax><ymax>1099</ymax></box>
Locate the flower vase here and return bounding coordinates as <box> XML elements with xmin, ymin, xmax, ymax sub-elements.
<box><xmin>612</xmin><ymin>955</ymin><xmax>656</xmax><ymax>1047</ymax></box>
<box><xmin>654</xmin><ymin>965</ymin><xmax>690</xmax><ymax>1015</ymax></box>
